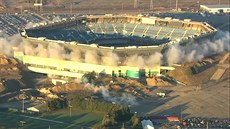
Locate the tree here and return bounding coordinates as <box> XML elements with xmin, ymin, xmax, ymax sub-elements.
<box><xmin>131</xmin><ymin>113</ymin><xmax>140</xmax><ymax>128</ymax></box>
<box><xmin>47</xmin><ymin>98</ymin><xmax>68</xmax><ymax>111</ymax></box>
<box><xmin>82</xmin><ymin>71</ymin><xmax>97</xmax><ymax>83</ymax></box>
<box><xmin>102</xmin><ymin>114</ymin><xmax>116</xmax><ymax>126</ymax></box>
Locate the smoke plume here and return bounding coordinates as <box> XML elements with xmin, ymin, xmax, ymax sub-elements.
<box><xmin>102</xmin><ymin>52</ymin><xmax>120</xmax><ymax>66</ymax></box>
<box><xmin>0</xmin><ymin>34</ymin><xmax>23</xmax><ymax>56</ymax></box>
<box><xmin>0</xmin><ymin>31</ymin><xmax>229</xmax><ymax>67</ymax></box>
<box><xmin>125</xmin><ymin>52</ymin><xmax>163</xmax><ymax>68</ymax></box>
<box><xmin>165</xmin><ymin>31</ymin><xmax>230</xmax><ymax>65</ymax></box>
<box><xmin>84</xmin><ymin>50</ymin><xmax>100</xmax><ymax>64</ymax></box>
<box><xmin>84</xmin><ymin>83</ymin><xmax>138</xmax><ymax>106</ymax></box>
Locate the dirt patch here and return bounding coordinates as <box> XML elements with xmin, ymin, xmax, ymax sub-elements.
<box><xmin>166</xmin><ymin>53</ymin><xmax>229</xmax><ymax>86</ymax></box>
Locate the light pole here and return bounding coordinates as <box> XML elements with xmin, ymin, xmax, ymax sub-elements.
<box><xmin>69</xmin><ymin>100</ymin><xmax>72</xmax><ymax>117</ymax></box>
<box><xmin>121</xmin><ymin>2</ymin><xmax>124</xmax><ymax>13</ymax></box>
<box><xmin>21</xmin><ymin>91</ymin><xmax>26</xmax><ymax>113</ymax></box>
<box><xmin>19</xmin><ymin>121</ymin><xmax>26</xmax><ymax>127</ymax></box>
<box><xmin>175</xmin><ymin>0</ymin><xmax>178</xmax><ymax>11</ymax></box>
<box><xmin>70</xmin><ymin>3</ymin><xmax>73</xmax><ymax>14</ymax></box>
<box><xmin>150</xmin><ymin>0</ymin><xmax>153</xmax><ymax>10</ymax></box>
<box><xmin>169</xmin><ymin>0</ymin><xmax>172</xmax><ymax>10</ymax></box>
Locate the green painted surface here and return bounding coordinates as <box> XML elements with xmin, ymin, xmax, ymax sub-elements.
<box><xmin>150</xmin><ymin>71</ymin><xmax>159</xmax><ymax>74</ymax></box>
<box><xmin>126</xmin><ymin>70</ymin><xmax>139</xmax><ymax>78</ymax></box>
<box><xmin>14</xmin><ymin>56</ymin><xmax>23</xmax><ymax>62</ymax></box>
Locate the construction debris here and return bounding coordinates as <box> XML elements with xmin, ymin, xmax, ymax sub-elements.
<box><xmin>211</xmin><ymin>53</ymin><xmax>229</xmax><ymax>81</ymax></box>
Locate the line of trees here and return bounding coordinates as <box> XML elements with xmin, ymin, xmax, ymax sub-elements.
<box><xmin>70</xmin><ymin>94</ymin><xmax>134</xmax><ymax>127</ymax></box>
<box><xmin>47</xmin><ymin>95</ymin><xmax>140</xmax><ymax>128</ymax></box>
<box><xmin>47</xmin><ymin>98</ymin><xmax>68</xmax><ymax>111</ymax></box>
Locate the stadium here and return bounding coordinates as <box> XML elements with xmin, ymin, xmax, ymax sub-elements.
<box><xmin>15</xmin><ymin>14</ymin><xmax>217</xmax><ymax>84</ymax></box>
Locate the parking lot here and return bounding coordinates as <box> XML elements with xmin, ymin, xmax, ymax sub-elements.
<box><xmin>0</xmin><ymin>13</ymin><xmax>44</xmax><ymax>37</ymax></box>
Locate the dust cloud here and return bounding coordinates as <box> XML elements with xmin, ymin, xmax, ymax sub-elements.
<box><xmin>0</xmin><ymin>34</ymin><xmax>23</xmax><ymax>56</ymax></box>
<box><xmin>84</xmin><ymin>83</ymin><xmax>138</xmax><ymax>106</ymax></box>
<box><xmin>165</xmin><ymin>31</ymin><xmax>230</xmax><ymax>65</ymax></box>
<box><xmin>0</xmin><ymin>31</ymin><xmax>229</xmax><ymax>67</ymax></box>
<box><xmin>125</xmin><ymin>52</ymin><xmax>163</xmax><ymax>68</ymax></box>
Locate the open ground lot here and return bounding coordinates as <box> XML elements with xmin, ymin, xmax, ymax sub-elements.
<box><xmin>131</xmin><ymin>76</ymin><xmax>230</xmax><ymax>118</ymax></box>
<box><xmin>0</xmin><ymin>109</ymin><xmax>103</xmax><ymax>129</ymax></box>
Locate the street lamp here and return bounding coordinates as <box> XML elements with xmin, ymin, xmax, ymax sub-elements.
<box><xmin>21</xmin><ymin>91</ymin><xmax>26</xmax><ymax>113</ymax></box>
<box><xmin>69</xmin><ymin>100</ymin><xmax>72</xmax><ymax>117</ymax></box>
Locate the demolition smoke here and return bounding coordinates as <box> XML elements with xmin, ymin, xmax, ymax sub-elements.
<box><xmin>84</xmin><ymin>83</ymin><xmax>138</xmax><ymax>106</ymax></box>
<box><xmin>0</xmin><ymin>31</ymin><xmax>229</xmax><ymax>67</ymax></box>
<box><xmin>165</xmin><ymin>31</ymin><xmax>230</xmax><ymax>65</ymax></box>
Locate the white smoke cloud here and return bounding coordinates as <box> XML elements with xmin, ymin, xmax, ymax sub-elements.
<box><xmin>84</xmin><ymin>50</ymin><xmax>100</xmax><ymax>64</ymax></box>
<box><xmin>69</xmin><ymin>49</ymin><xmax>82</xmax><ymax>62</ymax></box>
<box><xmin>0</xmin><ymin>31</ymin><xmax>229</xmax><ymax>68</ymax></box>
<box><xmin>0</xmin><ymin>34</ymin><xmax>23</xmax><ymax>56</ymax></box>
<box><xmin>102</xmin><ymin>52</ymin><xmax>120</xmax><ymax>66</ymax></box>
<box><xmin>146</xmin><ymin>52</ymin><xmax>163</xmax><ymax>67</ymax></box>
<box><xmin>84</xmin><ymin>83</ymin><xmax>138</xmax><ymax>106</ymax></box>
<box><xmin>125</xmin><ymin>52</ymin><xmax>163</xmax><ymax>68</ymax></box>
<box><xmin>165</xmin><ymin>31</ymin><xmax>230</xmax><ymax>65</ymax></box>
<box><xmin>35</xmin><ymin>44</ymin><xmax>49</xmax><ymax>57</ymax></box>
<box><xmin>47</xmin><ymin>43</ymin><xmax>67</xmax><ymax>59</ymax></box>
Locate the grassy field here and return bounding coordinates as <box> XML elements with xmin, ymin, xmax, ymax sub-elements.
<box><xmin>0</xmin><ymin>109</ymin><xmax>104</xmax><ymax>129</ymax></box>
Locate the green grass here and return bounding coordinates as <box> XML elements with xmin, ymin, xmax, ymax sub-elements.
<box><xmin>0</xmin><ymin>109</ymin><xmax>104</xmax><ymax>129</ymax></box>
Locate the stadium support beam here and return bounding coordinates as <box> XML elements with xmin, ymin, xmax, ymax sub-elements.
<box><xmin>130</xmin><ymin>24</ymin><xmax>138</xmax><ymax>36</ymax></box>
<box><xmin>182</xmin><ymin>30</ymin><xmax>188</xmax><ymax>39</ymax></box>
<box><xmin>122</xmin><ymin>23</ymin><xmax>127</xmax><ymax>34</ymax></box>
<box><xmin>134</xmin><ymin>0</ymin><xmax>138</xmax><ymax>8</ymax></box>
<box><xmin>169</xmin><ymin>0</ymin><xmax>172</xmax><ymax>9</ymax></box>
<box><xmin>163</xmin><ymin>31</ymin><xmax>171</xmax><ymax>38</ymax></box>
<box><xmin>142</xmin><ymin>26</ymin><xmax>150</xmax><ymax>37</ymax></box>
<box><xmin>112</xmin><ymin>24</ymin><xmax>118</xmax><ymax>34</ymax></box>
<box><xmin>155</xmin><ymin>27</ymin><xmax>162</xmax><ymax>38</ymax></box>
<box><xmin>176</xmin><ymin>0</ymin><xmax>178</xmax><ymax>11</ymax></box>
<box><xmin>168</xmin><ymin>29</ymin><xmax>175</xmax><ymax>39</ymax></box>
<box><xmin>150</xmin><ymin>0</ymin><xmax>153</xmax><ymax>10</ymax></box>
<box><xmin>99</xmin><ymin>24</ymin><xmax>105</xmax><ymax>34</ymax></box>
<box><xmin>70</xmin><ymin>3</ymin><xmax>73</xmax><ymax>14</ymax></box>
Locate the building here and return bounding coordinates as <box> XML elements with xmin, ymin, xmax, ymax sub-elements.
<box><xmin>27</xmin><ymin>103</ymin><xmax>45</xmax><ymax>113</ymax></box>
<box><xmin>15</xmin><ymin>14</ymin><xmax>217</xmax><ymax>84</ymax></box>
<box><xmin>200</xmin><ymin>4</ymin><xmax>230</xmax><ymax>14</ymax></box>
<box><xmin>27</xmin><ymin>106</ymin><xmax>40</xmax><ymax>112</ymax></box>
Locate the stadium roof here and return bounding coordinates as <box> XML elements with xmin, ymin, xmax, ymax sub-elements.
<box><xmin>200</xmin><ymin>4</ymin><xmax>230</xmax><ymax>9</ymax></box>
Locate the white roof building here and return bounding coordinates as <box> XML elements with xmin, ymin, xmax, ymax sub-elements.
<box><xmin>200</xmin><ymin>4</ymin><xmax>230</xmax><ymax>13</ymax></box>
<box><xmin>27</xmin><ymin>107</ymin><xmax>40</xmax><ymax>112</ymax></box>
<box><xmin>141</xmin><ymin>120</ymin><xmax>154</xmax><ymax>129</ymax></box>
<box><xmin>27</xmin><ymin>103</ymin><xmax>45</xmax><ymax>112</ymax></box>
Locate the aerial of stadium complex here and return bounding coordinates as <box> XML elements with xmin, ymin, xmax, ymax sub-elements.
<box><xmin>0</xmin><ymin>0</ymin><xmax>229</xmax><ymax>128</ymax></box>
<box><xmin>14</xmin><ymin>14</ymin><xmax>217</xmax><ymax>84</ymax></box>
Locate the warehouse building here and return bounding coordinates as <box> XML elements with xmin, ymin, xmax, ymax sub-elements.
<box><xmin>200</xmin><ymin>4</ymin><xmax>230</xmax><ymax>14</ymax></box>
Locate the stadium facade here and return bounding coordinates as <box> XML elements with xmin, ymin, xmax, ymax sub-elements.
<box><xmin>15</xmin><ymin>15</ymin><xmax>217</xmax><ymax>84</ymax></box>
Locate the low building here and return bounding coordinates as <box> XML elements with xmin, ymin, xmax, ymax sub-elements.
<box><xmin>27</xmin><ymin>107</ymin><xmax>40</xmax><ymax>112</ymax></box>
<box><xmin>27</xmin><ymin>103</ymin><xmax>45</xmax><ymax>113</ymax></box>
<box><xmin>200</xmin><ymin>4</ymin><xmax>230</xmax><ymax>14</ymax></box>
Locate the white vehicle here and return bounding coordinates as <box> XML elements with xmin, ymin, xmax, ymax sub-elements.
<box><xmin>156</xmin><ymin>92</ymin><xmax>166</xmax><ymax>98</ymax></box>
